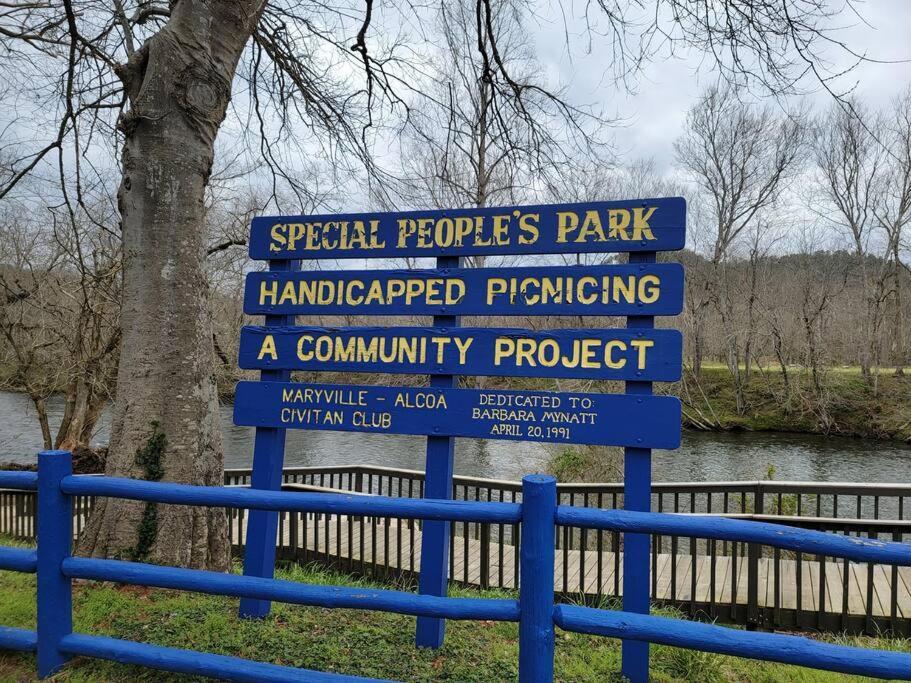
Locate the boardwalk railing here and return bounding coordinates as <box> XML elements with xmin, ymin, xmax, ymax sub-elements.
<box><xmin>232</xmin><ymin>466</ymin><xmax>911</xmax><ymax>636</ymax></box>
<box><xmin>3</xmin><ymin>451</ymin><xmax>911</xmax><ymax>681</ymax></box>
<box><xmin>4</xmin><ymin>464</ymin><xmax>911</xmax><ymax>635</ymax></box>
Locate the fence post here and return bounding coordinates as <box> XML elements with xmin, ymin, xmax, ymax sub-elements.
<box><xmin>37</xmin><ymin>449</ymin><xmax>73</xmax><ymax>679</ymax></box>
<box><xmin>480</xmin><ymin>524</ymin><xmax>490</xmax><ymax>589</ymax></box>
<box><xmin>354</xmin><ymin>469</ymin><xmax>364</xmax><ymax>494</ymax></box>
<box><xmin>747</xmin><ymin>485</ymin><xmax>765</xmax><ymax>630</ymax></box>
<box><xmin>519</xmin><ymin>474</ymin><xmax>556</xmax><ymax>683</ymax></box>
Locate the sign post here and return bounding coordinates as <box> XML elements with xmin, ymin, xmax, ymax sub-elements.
<box><xmin>235</xmin><ymin>198</ymin><xmax>686</xmax><ymax>672</ymax></box>
<box><xmin>415</xmin><ymin>253</ymin><xmax>460</xmax><ymax>648</ymax></box>
<box><xmin>621</xmin><ymin>251</ymin><xmax>656</xmax><ymax>682</ymax></box>
<box><xmin>238</xmin><ymin>258</ymin><xmax>298</xmax><ymax>618</ymax></box>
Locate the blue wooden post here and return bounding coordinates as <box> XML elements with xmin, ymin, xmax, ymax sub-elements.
<box><xmin>519</xmin><ymin>474</ymin><xmax>556</xmax><ymax>682</ymax></box>
<box><xmin>37</xmin><ymin>449</ymin><xmax>73</xmax><ymax>678</ymax></box>
<box><xmin>416</xmin><ymin>253</ymin><xmax>461</xmax><ymax>648</ymax></box>
<box><xmin>621</xmin><ymin>250</ymin><xmax>656</xmax><ymax>683</ymax></box>
<box><xmin>240</xmin><ymin>258</ymin><xmax>299</xmax><ymax>618</ymax></box>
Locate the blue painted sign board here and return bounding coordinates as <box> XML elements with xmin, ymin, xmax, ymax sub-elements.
<box><xmin>236</xmin><ymin>196</ymin><xmax>687</xmax><ymax>675</ymax></box>
<box><xmin>244</xmin><ymin>263</ymin><xmax>684</xmax><ymax>317</ymax></box>
<box><xmin>239</xmin><ymin>326</ymin><xmax>683</xmax><ymax>382</ymax></box>
<box><xmin>233</xmin><ymin>381</ymin><xmax>683</xmax><ymax>449</ymax></box>
<box><xmin>248</xmin><ymin>198</ymin><xmax>686</xmax><ymax>260</ymax></box>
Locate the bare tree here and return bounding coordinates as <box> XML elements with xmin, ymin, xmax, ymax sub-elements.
<box><xmin>48</xmin><ymin>203</ymin><xmax>122</xmax><ymax>452</ymax></box>
<box><xmin>676</xmin><ymin>84</ymin><xmax>805</xmax><ymax>412</ymax></box>
<box><xmin>0</xmin><ymin>207</ymin><xmax>64</xmax><ymax>448</ymax></box>
<box><xmin>0</xmin><ymin>198</ymin><xmax>119</xmax><ymax>453</ymax></box>
<box><xmin>874</xmin><ymin>90</ymin><xmax>911</xmax><ymax>376</ymax></box>
<box><xmin>812</xmin><ymin>100</ymin><xmax>886</xmax><ymax>382</ymax></box>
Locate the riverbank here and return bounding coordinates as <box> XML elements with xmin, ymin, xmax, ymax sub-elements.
<box><xmin>680</xmin><ymin>366</ymin><xmax>911</xmax><ymax>442</ymax></box>
<box><xmin>1</xmin><ymin>537</ymin><xmax>905</xmax><ymax>682</ymax></box>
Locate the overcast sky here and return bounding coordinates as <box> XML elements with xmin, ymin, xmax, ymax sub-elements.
<box><xmin>528</xmin><ymin>0</ymin><xmax>911</xmax><ymax>171</ymax></box>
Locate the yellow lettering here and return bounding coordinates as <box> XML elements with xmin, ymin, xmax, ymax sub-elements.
<box><xmin>446</xmin><ymin>279</ymin><xmax>465</xmax><ymax>305</ymax></box>
<box><xmin>515</xmin><ymin>339</ymin><xmax>536</xmax><ymax>367</ymax></box>
<box><xmin>537</xmin><ymin>339</ymin><xmax>560</xmax><ymax>367</ymax></box>
<box><xmin>613</xmin><ymin>276</ymin><xmax>635</xmax><ymax>304</ymax></box>
<box><xmin>494</xmin><ymin>338</ymin><xmax>515</xmax><ymax>366</ymax></box>
<box><xmin>431</xmin><ymin>337</ymin><xmax>450</xmax><ymax>364</ymax></box>
<box><xmin>416</xmin><ymin>217</ymin><xmax>434</xmax><ymax>247</ymax></box>
<box><xmin>604</xmin><ymin>340</ymin><xmax>626</xmax><ymax>369</ymax></box>
<box><xmin>287</xmin><ymin>223</ymin><xmax>307</xmax><ymax>250</ymax></box>
<box><xmin>556</xmin><ymin>211</ymin><xmax>579</xmax><ymax>243</ymax></box>
<box><xmin>453</xmin><ymin>337</ymin><xmax>473</xmax><ymax>364</ymax></box>
<box><xmin>367</xmin><ymin>220</ymin><xmax>385</xmax><ymax>248</ymax></box>
<box><xmin>638</xmin><ymin>275</ymin><xmax>660</xmax><ymax>304</ymax></box>
<box><xmin>608</xmin><ymin>209</ymin><xmax>631</xmax><ymax>240</ymax></box>
<box><xmin>259</xmin><ymin>279</ymin><xmax>278</xmax><ymax>306</ymax></box>
<box><xmin>577</xmin><ymin>277</ymin><xmax>598</xmax><ymax>304</ymax></box>
<box><xmin>518</xmin><ymin>213</ymin><xmax>539</xmax><ymax>245</ymax></box>
<box><xmin>454</xmin><ymin>217</ymin><xmax>474</xmax><ymax>244</ymax></box>
<box><xmin>631</xmin><ymin>339</ymin><xmax>654</xmax><ymax>369</ymax></box>
<box><xmin>580</xmin><ymin>339</ymin><xmax>599</xmax><ymax>368</ymax></box>
<box><xmin>487</xmin><ymin>278</ymin><xmax>507</xmax><ymax>305</ymax></box>
<box><xmin>257</xmin><ymin>335</ymin><xmax>278</xmax><ymax>361</ymax></box>
<box><xmin>577</xmin><ymin>211</ymin><xmax>607</xmax><ymax>243</ymax></box>
<box><xmin>397</xmin><ymin>219</ymin><xmax>416</xmax><ymax>248</ymax></box>
<box><xmin>345</xmin><ymin>280</ymin><xmax>365</xmax><ymax>306</ymax></box>
<box><xmin>491</xmin><ymin>214</ymin><xmax>511</xmax><ymax>245</ymax></box>
<box><xmin>632</xmin><ymin>207</ymin><xmax>657</xmax><ymax>240</ymax></box>
<box><xmin>269</xmin><ymin>224</ymin><xmax>287</xmax><ymax>252</ymax></box>
<box><xmin>335</xmin><ymin>337</ymin><xmax>356</xmax><ymax>362</ymax></box>
<box><xmin>296</xmin><ymin>335</ymin><xmax>315</xmax><ymax>361</ymax></box>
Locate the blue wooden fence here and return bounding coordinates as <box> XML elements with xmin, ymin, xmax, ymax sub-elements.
<box><xmin>3</xmin><ymin>450</ymin><xmax>911</xmax><ymax>681</ymax></box>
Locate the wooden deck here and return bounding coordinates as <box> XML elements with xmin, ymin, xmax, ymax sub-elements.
<box><xmin>3</xmin><ymin>499</ymin><xmax>909</xmax><ymax>624</ymax></box>
<box><xmin>231</xmin><ymin>514</ymin><xmax>911</xmax><ymax>619</ymax></box>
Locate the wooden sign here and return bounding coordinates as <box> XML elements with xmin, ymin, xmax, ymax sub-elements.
<box><xmin>233</xmin><ymin>381</ymin><xmax>683</xmax><ymax>449</ymax></box>
<box><xmin>248</xmin><ymin>198</ymin><xmax>686</xmax><ymax>260</ymax></box>
<box><xmin>239</xmin><ymin>327</ymin><xmax>683</xmax><ymax>382</ymax></box>
<box><xmin>244</xmin><ymin>263</ymin><xmax>685</xmax><ymax>317</ymax></box>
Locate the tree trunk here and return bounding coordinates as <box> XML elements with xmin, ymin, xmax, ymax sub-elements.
<box><xmin>55</xmin><ymin>377</ymin><xmax>108</xmax><ymax>452</ymax></box>
<box><xmin>858</xmin><ymin>255</ymin><xmax>872</xmax><ymax>380</ymax></box>
<box><xmin>743</xmin><ymin>250</ymin><xmax>759</xmax><ymax>384</ymax></box>
<box><xmin>892</xmin><ymin>244</ymin><xmax>905</xmax><ymax>376</ymax></box>
<box><xmin>30</xmin><ymin>394</ymin><xmax>52</xmax><ymax>451</ymax></box>
<box><xmin>771</xmin><ymin>326</ymin><xmax>790</xmax><ymax>395</ymax></box>
<box><xmin>78</xmin><ymin>2</ymin><xmax>263</xmax><ymax>569</ymax></box>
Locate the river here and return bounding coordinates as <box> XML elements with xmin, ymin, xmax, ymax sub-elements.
<box><xmin>1</xmin><ymin>391</ymin><xmax>909</xmax><ymax>483</ymax></box>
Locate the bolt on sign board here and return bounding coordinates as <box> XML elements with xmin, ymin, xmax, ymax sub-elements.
<box><xmin>234</xmin><ymin>198</ymin><xmax>686</xmax><ymax>671</ymax></box>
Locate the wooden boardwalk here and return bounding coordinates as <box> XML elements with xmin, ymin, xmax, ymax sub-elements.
<box><xmin>4</xmin><ymin>500</ymin><xmax>909</xmax><ymax>623</ymax></box>
<box><xmin>231</xmin><ymin>513</ymin><xmax>911</xmax><ymax>619</ymax></box>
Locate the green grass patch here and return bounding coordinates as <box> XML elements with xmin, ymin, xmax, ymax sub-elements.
<box><xmin>0</xmin><ymin>537</ymin><xmax>908</xmax><ymax>681</ymax></box>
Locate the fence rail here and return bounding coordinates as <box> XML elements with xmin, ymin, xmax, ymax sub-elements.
<box><xmin>4</xmin><ymin>464</ymin><xmax>911</xmax><ymax>635</ymax></box>
<box><xmin>3</xmin><ymin>452</ymin><xmax>911</xmax><ymax>682</ymax></box>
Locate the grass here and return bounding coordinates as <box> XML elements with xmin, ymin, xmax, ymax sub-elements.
<box><xmin>696</xmin><ymin>362</ymin><xmax>904</xmax><ymax>376</ymax></box>
<box><xmin>1</xmin><ymin>538</ymin><xmax>910</xmax><ymax>681</ymax></box>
